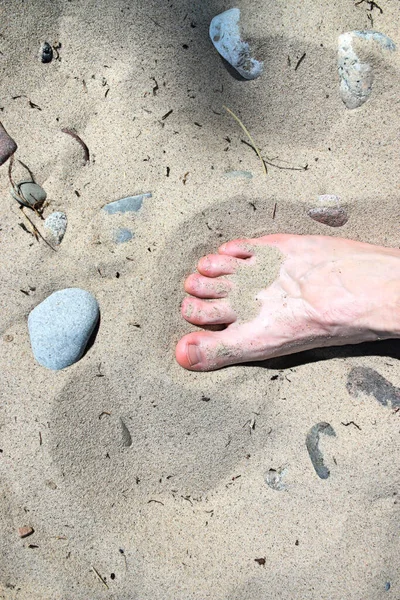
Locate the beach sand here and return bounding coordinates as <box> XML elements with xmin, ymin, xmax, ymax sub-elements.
<box><xmin>0</xmin><ymin>0</ymin><xmax>399</xmax><ymax>598</ymax></box>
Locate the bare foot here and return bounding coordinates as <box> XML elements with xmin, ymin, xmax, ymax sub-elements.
<box><xmin>175</xmin><ymin>234</ymin><xmax>400</xmax><ymax>371</ymax></box>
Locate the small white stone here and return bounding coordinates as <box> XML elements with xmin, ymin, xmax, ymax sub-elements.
<box><xmin>44</xmin><ymin>211</ymin><xmax>67</xmax><ymax>245</ymax></box>
<box><xmin>338</xmin><ymin>30</ymin><xmax>396</xmax><ymax>109</ymax></box>
<box><xmin>209</xmin><ymin>8</ymin><xmax>263</xmax><ymax>80</ymax></box>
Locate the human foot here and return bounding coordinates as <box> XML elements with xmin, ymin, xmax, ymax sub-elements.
<box><xmin>175</xmin><ymin>234</ymin><xmax>400</xmax><ymax>371</ymax></box>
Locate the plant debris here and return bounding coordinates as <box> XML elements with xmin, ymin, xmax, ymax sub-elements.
<box><xmin>161</xmin><ymin>109</ymin><xmax>173</xmax><ymax>121</ymax></box>
<box><xmin>295</xmin><ymin>52</ymin><xmax>306</xmax><ymax>71</ymax></box>
<box><xmin>91</xmin><ymin>566</ymin><xmax>109</xmax><ymax>589</ymax></box>
<box><xmin>61</xmin><ymin>128</ymin><xmax>90</xmax><ymax>164</ymax></box>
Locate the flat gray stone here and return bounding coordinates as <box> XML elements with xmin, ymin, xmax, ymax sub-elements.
<box><xmin>28</xmin><ymin>288</ymin><xmax>99</xmax><ymax>370</ymax></box>
<box><xmin>113</xmin><ymin>228</ymin><xmax>134</xmax><ymax>244</ymax></box>
<box><xmin>224</xmin><ymin>170</ymin><xmax>253</xmax><ymax>179</ymax></box>
<box><xmin>103</xmin><ymin>193</ymin><xmax>152</xmax><ymax>214</ymax></box>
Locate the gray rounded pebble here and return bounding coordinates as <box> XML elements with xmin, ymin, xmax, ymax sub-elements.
<box><xmin>44</xmin><ymin>212</ymin><xmax>67</xmax><ymax>245</ymax></box>
<box><xmin>28</xmin><ymin>288</ymin><xmax>99</xmax><ymax>370</ymax></box>
<box><xmin>308</xmin><ymin>207</ymin><xmax>349</xmax><ymax>228</ymax></box>
<box><xmin>10</xmin><ymin>180</ymin><xmax>47</xmax><ymax>208</ymax></box>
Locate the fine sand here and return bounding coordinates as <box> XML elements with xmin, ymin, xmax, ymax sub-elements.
<box><xmin>1</xmin><ymin>1</ymin><xmax>400</xmax><ymax>599</ymax></box>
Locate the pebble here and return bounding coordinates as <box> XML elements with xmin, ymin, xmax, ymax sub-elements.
<box><xmin>0</xmin><ymin>121</ymin><xmax>17</xmax><ymax>166</ymax></box>
<box><xmin>39</xmin><ymin>41</ymin><xmax>53</xmax><ymax>63</ymax></box>
<box><xmin>103</xmin><ymin>193</ymin><xmax>152</xmax><ymax>215</ymax></box>
<box><xmin>308</xmin><ymin>206</ymin><xmax>348</xmax><ymax>228</ymax></box>
<box><xmin>209</xmin><ymin>8</ymin><xmax>263</xmax><ymax>80</ymax></box>
<box><xmin>306</xmin><ymin>422</ymin><xmax>336</xmax><ymax>480</ymax></box>
<box><xmin>224</xmin><ymin>170</ymin><xmax>253</xmax><ymax>179</ymax></box>
<box><xmin>264</xmin><ymin>467</ymin><xmax>287</xmax><ymax>491</ymax></box>
<box><xmin>28</xmin><ymin>288</ymin><xmax>100</xmax><ymax>371</ymax></box>
<box><xmin>385</xmin><ymin>582</ymin><xmax>391</xmax><ymax>591</ymax></box>
<box><xmin>18</xmin><ymin>526</ymin><xmax>34</xmax><ymax>538</ymax></box>
<box><xmin>113</xmin><ymin>228</ymin><xmax>134</xmax><ymax>244</ymax></box>
<box><xmin>44</xmin><ymin>212</ymin><xmax>67</xmax><ymax>245</ymax></box>
<box><xmin>10</xmin><ymin>180</ymin><xmax>47</xmax><ymax>209</ymax></box>
<box><xmin>338</xmin><ymin>30</ymin><xmax>396</xmax><ymax>109</ymax></box>
<box><xmin>119</xmin><ymin>418</ymin><xmax>132</xmax><ymax>447</ymax></box>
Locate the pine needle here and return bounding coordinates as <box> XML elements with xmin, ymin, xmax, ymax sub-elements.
<box><xmin>223</xmin><ymin>105</ymin><xmax>268</xmax><ymax>179</ymax></box>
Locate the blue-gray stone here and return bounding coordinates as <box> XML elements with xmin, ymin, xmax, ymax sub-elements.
<box><xmin>224</xmin><ymin>170</ymin><xmax>253</xmax><ymax>179</ymax></box>
<box><xmin>103</xmin><ymin>193</ymin><xmax>152</xmax><ymax>214</ymax></box>
<box><xmin>113</xmin><ymin>228</ymin><xmax>134</xmax><ymax>243</ymax></box>
<box><xmin>28</xmin><ymin>288</ymin><xmax>100</xmax><ymax>370</ymax></box>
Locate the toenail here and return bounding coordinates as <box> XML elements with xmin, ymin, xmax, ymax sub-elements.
<box><xmin>187</xmin><ymin>344</ymin><xmax>201</xmax><ymax>366</ymax></box>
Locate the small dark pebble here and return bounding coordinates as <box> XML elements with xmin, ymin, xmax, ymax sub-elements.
<box><xmin>385</xmin><ymin>582</ymin><xmax>390</xmax><ymax>591</ymax></box>
<box><xmin>110</xmin><ymin>573</ymin><xmax>116</xmax><ymax>580</ymax></box>
<box><xmin>308</xmin><ymin>207</ymin><xmax>348</xmax><ymax>227</ymax></box>
<box><xmin>40</xmin><ymin>42</ymin><xmax>53</xmax><ymax>63</ymax></box>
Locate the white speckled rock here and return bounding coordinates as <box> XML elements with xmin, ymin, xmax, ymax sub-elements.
<box><xmin>209</xmin><ymin>8</ymin><xmax>263</xmax><ymax>80</ymax></box>
<box><xmin>338</xmin><ymin>30</ymin><xmax>396</xmax><ymax>109</ymax></box>
<box><xmin>44</xmin><ymin>212</ymin><xmax>67</xmax><ymax>245</ymax></box>
<box><xmin>28</xmin><ymin>288</ymin><xmax>99</xmax><ymax>370</ymax></box>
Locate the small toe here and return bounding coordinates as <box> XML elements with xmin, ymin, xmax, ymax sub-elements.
<box><xmin>218</xmin><ymin>239</ymin><xmax>255</xmax><ymax>258</ymax></box>
<box><xmin>181</xmin><ymin>297</ymin><xmax>236</xmax><ymax>325</ymax></box>
<box><xmin>184</xmin><ymin>273</ymin><xmax>232</xmax><ymax>298</ymax></box>
<box><xmin>197</xmin><ymin>253</ymin><xmax>243</xmax><ymax>277</ymax></box>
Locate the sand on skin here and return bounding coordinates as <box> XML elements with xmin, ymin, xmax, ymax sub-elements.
<box><xmin>0</xmin><ymin>0</ymin><xmax>400</xmax><ymax>599</ymax></box>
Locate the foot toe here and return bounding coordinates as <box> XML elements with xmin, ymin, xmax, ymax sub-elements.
<box><xmin>218</xmin><ymin>239</ymin><xmax>255</xmax><ymax>258</ymax></box>
<box><xmin>175</xmin><ymin>330</ymin><xmax>246</xmax><ymax>371</ymax></box>
<box><xmin>184</xmin><ymin>273</ymin><xmax>232</xmax><ymax>298</ymax></box>
<box><xmin>181</xmin><ymin>297</ymin><xmax>236</xmax><ymax>325</ymax></box>
<box><xmin>197</xmin><ymin>254</ymin><xmax>243</xmax><ymax>277</ymax></box>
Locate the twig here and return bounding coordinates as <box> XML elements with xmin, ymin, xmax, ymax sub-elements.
<box><xmin>20</xmin><ymin>207</ymin><xmax>57</xmax><ymax>251</ymax></box>
<box><xmin>295</xmin><ymin>52</ymin><xmax>306</xmax><ymax>71</ymax></box>
<box><xmin>17</xmin><ymin>159</ymin><xmax>36</xmax><ymax>181</ymax></box>
<box><xmin>61</xmin><ymin>128</ymin><xmax>90</xmax><ymax>164</ymax></box>
<box><xmin>223</xmin><ymin>105</ymin><xmax>268</xmax><ymax>179</ymax></box>
<box><xmin>8</xmin><ymin>155</ymin><xmax>16</xmax><ymax>191</ymax></box>
<box><xmin>91</xmin><ymin>566</ymin><xmax>109</xmax><ymax>589</ymax></box>
<box><xmin>341</xmin><ymin>421</ymin><xmax>361</xmax><ymax>430</ymax></box>
<box><xmin>241</xmin><ymin>139</ymin><xmax>308</xmax><ymax>172</ymax></box>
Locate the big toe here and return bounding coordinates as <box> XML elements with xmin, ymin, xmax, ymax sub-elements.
<box><xmin>175</xmin><ymin>329</ymin><xmax>260</xmax><ymax>371</ymax></box>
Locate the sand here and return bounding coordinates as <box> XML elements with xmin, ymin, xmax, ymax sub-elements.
<box><xmin>0</xmin><ymin>0</ymin><xmax>399</xmax><ymax>598</ymax></box>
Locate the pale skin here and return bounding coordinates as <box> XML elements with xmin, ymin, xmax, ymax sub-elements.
<box><xmin>175</xmin><ymin>234</ymin><xmax>400</xmax><ymax>371</ymax></box>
